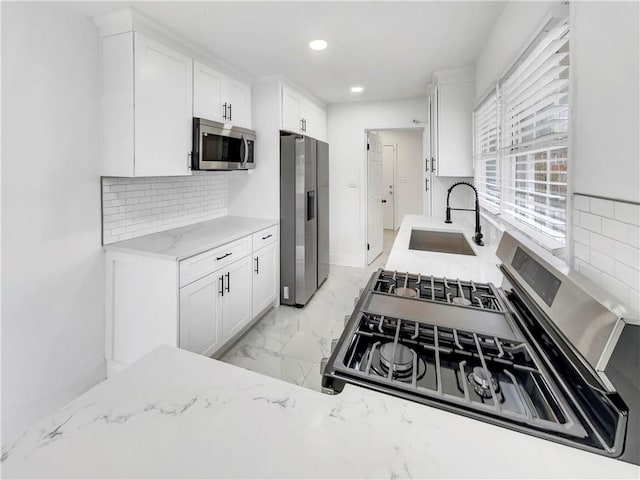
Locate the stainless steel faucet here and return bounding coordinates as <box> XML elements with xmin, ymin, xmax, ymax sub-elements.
<box><xmin>444</xmin><ymin>181</ymin><xmax>484</xmax><ymax>246</ymax></box>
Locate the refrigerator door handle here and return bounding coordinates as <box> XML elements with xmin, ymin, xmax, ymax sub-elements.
<box><xmin>306</xmin><ymin>190</ymin><xmax>316</xmax><ymax>221</ymax></box>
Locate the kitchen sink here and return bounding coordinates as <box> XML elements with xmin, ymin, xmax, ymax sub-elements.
<box><xmin>408</xmin><ymin>229</ymin><xmax>476</xmax><ymax>256</ymax></box>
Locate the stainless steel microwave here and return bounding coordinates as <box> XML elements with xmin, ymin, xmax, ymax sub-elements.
<box><xmin>192</xmin><ymin>118</ymin><xmax>255</xmax><ymax>170</ymax></box>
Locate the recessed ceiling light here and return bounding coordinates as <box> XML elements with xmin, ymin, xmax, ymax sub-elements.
<box><xmin>309</xmin><ymin>39</ymin><xmax>327</xmax><ymax>51</ymax></box>
<box><xmin>350</xmin><ymin>86</ymin><xmax>364</xmax><ymax>93</ymax></box>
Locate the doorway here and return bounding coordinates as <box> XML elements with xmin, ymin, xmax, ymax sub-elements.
<box><xmin>366</xmin><ymin>128</ymin><xmax>425</xmax><ymax>265</ymax></box>
<box><xmin>382</xmin><ymin>144</ymin><xmax>396</xmax><ymax>230</ymax></box>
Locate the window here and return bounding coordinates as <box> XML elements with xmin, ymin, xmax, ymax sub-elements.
<box><xmin>473</xmin><ymin>88</ymin><xmax>500</xmax><ymax>213</ymax></box>
<box><xmin>474</xmin><ymin>14</ymin><xmax>570</xmax><ymax>245</ymax></box>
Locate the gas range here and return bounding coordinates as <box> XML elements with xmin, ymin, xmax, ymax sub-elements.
<box><xmin>322</xmin><ymin>231</ymin><xmax>639</xmax><ymax>464</ymax></box>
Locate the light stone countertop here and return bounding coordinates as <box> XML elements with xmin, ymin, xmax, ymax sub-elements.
<box><xmin>2</xmin><ymin>346</ymin><xmax>638</xmax><ymax>479</ymax></box>
<box><xmin>385</xmin><ymin>214</ymin><xmax>504</xmax><ymax>285</ymax></box>
<box><xmin>103</xmin><ymin>216</ymin><xmax>278</xmax><ymax>260</ymax></box>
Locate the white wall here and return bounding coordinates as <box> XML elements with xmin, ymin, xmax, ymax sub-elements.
<box><xmin>475</xmin><ymin>1</ymin><xmax>557</xmax><ymax>98</ymax></box>
<box><xmin>327</xmin><ymin>97</ymin><xmax>428</xmax><ymax>266</ymax></box>
<box><xmin>572</xmin><ymin>1</ymin><xmax>639</xmax><ymax>203</ymax></box>
<box><xmin>227</xmin><ymin>80</ymin><xmax>281</xmax><ymax>220</ymax></box>
<box><xmin>1</xmin><ymin>3</ymin><xmax>105</xmax><ymax>443</ymax></box>
<box><xmin>378</xmin><ymin>130</ymin><xmax>424</xmax><ymax>230</ymax></box>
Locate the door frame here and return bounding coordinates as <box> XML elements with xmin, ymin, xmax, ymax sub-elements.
<box><xmin>363</xmin><ymin>126</ymin><xmax>426</xmax><ymax>267</ymax></box>
<box><xmin>382</xmin><ymin>143</ymin><xmax>398</xmax><ymax>231</ymax></box>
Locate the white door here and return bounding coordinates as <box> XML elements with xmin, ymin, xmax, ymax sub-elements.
<box><xmin>382</xmin><ymin>145</ymin><xmax>396</xmax><ymax>230</ymax></box>
<box><xmin>225</xmin><ymin>78</ymin><xmax>252</xmax><ymax>128</ymax></box>
<box><xmin>252</xmin><ymin>244</ymin><xmax>277</xmax><ymax>317</ymax></box>
<box><xmin>222</xmin><ymin>256</ymin><xmax>253</xmax><ymax>341</ymax></box>
<box><xmin>134</xmin><ymin>33</ymin><xmax>192</xmax><ymax>176</ymax></box>
<box><xmin>367</xmin><ymin>131</ymin><xmax>384</xmax><ymax>264</ymax></box>
<box><xmin>193</xmin><ymin>61</ymin><xmax>225</xmax><ymax>122</ymax></box>
<box><xmin>179</xmin><ymin>273</ymin><xmax>222</xmax><ymax>356</ymax></box>
<box><xmin>282</xmin><ymin>86</ymin><xmax>302</xmax><ymax>133</ymax></box>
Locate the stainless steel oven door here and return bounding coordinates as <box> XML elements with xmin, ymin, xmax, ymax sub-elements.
<box><xmin>195</xmin><ymin>119</ymin><xmax>255</xmax><ymax>170</ymax></box>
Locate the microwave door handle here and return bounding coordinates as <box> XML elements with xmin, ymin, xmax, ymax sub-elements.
<box><xmin>241</xmin><ymin>134</ymin><xmax>248</xmax><ymax>168</ymax></box>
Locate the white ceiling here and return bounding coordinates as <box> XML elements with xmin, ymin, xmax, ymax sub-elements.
<box><xmin>70</xmin><ymin>1</ymin><xmax>506</xmax><ymax>104</ymax></box>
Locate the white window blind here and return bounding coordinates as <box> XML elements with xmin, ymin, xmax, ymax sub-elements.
<box><xmin>500</xmin><ymin>16</ymin><xmax>570</xmax><ymax>244</ymax></box>
<box><xmin>473</xmin><ymin>89</ymin><xmax>500</xmax><ymax>212</ymax></box>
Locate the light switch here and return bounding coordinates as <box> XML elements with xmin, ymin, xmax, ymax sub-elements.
<box><xmin>348</xmin><ymin>178</ymin><xmax>358</xmax><ymax>188</ymax></box>
<box><xmin>399</xmin><ymin>176</ymin><xmax>407</xmax><ymax>183</ymax></box>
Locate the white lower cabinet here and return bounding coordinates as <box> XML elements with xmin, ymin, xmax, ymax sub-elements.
<box><xmin>105</xmin><ymin>226</ymin><xmax>278</xmax><ymax>376</ymax></box>
<box><xmin>253</xmin><ymin>243</ymin><xmax>277</xmax><ymax>316</ymax></box>
<box><xmin>179</xmin><ymin>273</ymin><xmax>223</xmax><ymax>356</ymax></box>
<box><xmin>220</xmin><ymin>255</ymin><xmax>253</xmax><ymax>340</ymax></box>
<box><xmin>179</xmin><ymin>255</ymin><xmax>252</xmax><ymax>356</ymax></box>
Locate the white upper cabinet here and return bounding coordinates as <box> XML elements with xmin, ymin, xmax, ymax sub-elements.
<box><xmin>100</xmin><ymin>32</ymin><xmax>193</xmax><ymax>177</ymax></box>
<box><xmin>282</xmin><ymin>87</ymin><xmax>302</xmax><ymax>133</ymax></box>
<box><xmin>430</xmin><ymin>69</ymin><xmax>475</xmax><ymax>177</ymax></box>
<box><xmin>224</xmin><ymin>77</ymin><xmax>252</xmax><ymax>129</ymax></box>
<box><xmin>281</xmin><ymin>85</ymin><xmax>327</xmax><ymax>141</ymax></box>
<box><xmin>193</xmin><ymin>61</ymin><xmax>252</xmax><ymax>129</ymax></box>
<box><xmin>193</xmin><ymin>61</ymin><xmax>225</xmax><ymax>123</ymax></box>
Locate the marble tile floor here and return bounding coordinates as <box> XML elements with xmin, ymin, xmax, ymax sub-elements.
<box><xmin>219</xmin><ymin>229</ymin><xmax>397</xmax><ymax>392</ymax></box>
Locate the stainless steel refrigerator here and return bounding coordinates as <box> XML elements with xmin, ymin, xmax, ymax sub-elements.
<box><xmin>280</xmin><ymin>133</ymin><xmax>329</xmax><ymax>306</ymax></box>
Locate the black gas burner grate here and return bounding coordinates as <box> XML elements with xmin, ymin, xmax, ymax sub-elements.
<box><xmin>373</xmin><ymin>270</ymin><xmax>504</xmax><ymax>312</ymax></box>
<box><xmin>339</xmin><ymin>311</ymin><xmax>588</xmax><ymax>437</ymax></box>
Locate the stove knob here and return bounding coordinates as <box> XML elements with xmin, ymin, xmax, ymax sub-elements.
<box><xmin>344</xmin><ymin>315</ymin><xmax>351</xmax><ymax>327</ymax></box>
<box><xmin>331</xmin><ymin>338</ymin><xmax>339</xmax><ymax>354</ymax></box>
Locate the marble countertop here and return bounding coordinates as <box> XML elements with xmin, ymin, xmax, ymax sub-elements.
<box><xmin>2</xmin><ymin>346</ymin><xmax>638</xmax><ymax>479</ymax></box>
<box><xmin>386</xmin><ymin>214</ymin><xmax>504</xmax><ymax>285</ymax></box>
<box><xmin>103</xmin><ymin>216</ymin><xmax>278</xmax><ymax>260</ymax></box>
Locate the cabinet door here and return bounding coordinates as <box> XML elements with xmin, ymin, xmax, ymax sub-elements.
<box><xmin>282</xmin><ymin>86</ymin><xmax>302</xmax><ymax>133</ymax></box>
<box><xmin>134</xmin><ymin>33</ymin><xmax>193</xmax><ymax>176</ymax></box>
<box><xmin>435</xmin><ymin>82</ymin><xmax>474</xmax><ymax>177</ymax></box>
<box><xmin>252</xmin><ymin>244</ymin><xmax>277</xmax><ymax>317</ymax></box>
<box><xmin>431</xmin><ymin>85</ymin><xmax>439</xmax><ymax>176</ymax></box>
<box><xmin>179</xmin><ymin>273</ymin><xmax>223</xmax><ymax>356</ymax></box>
<box><xmin>193</xmin><ymin>61</ymin><xmax>225</xmax><ymax>122</ymax></box>
<box><xmin>301</xmin><ymin>100</ymin><xmax>326</xmax><ymax>141</ymax></box>
<box><xmin>222</xmin><ymin>256</ymin><xmax>253</xmax><ymax>341</ymax></box>
<box><xmin>225</xmin><ymin>78</ymin><xmax>252</xmax><ymax>129</ymax></box>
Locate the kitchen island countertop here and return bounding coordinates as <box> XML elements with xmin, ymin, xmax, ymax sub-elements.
<box><xmin>2</xmin><ymin>345</ymin><xmax>638</xmax><ymax>479</ymax></box>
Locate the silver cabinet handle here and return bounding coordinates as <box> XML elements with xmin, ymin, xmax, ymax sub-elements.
<box><xmin>225</xmin><ymin>272</ymin><xmax>230</xmax><ymax>293</ymax></box>
<box><xmin>228</xmin><ymin>103</ymin><xmax>232</xmax><ymax>122</ymax></box>
<box><xmin>219</xmin><ymin>275</ymin><xmax>224</xmax><ymax>297</ymax></box>
<box><xmin>255</xmin><ymin>256</ymin><xmax>259</xmax><ymax>274</ymax></box>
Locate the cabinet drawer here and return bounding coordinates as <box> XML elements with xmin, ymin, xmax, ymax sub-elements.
<box><xmin>252</xmin><ymin>225</ymin><xmax>278</xmax><ymax>251</ymax></box>
<box><xmin>180</xmin><ymin>236</ymin><xmax>251</xmax><ymax>287</ymax></box>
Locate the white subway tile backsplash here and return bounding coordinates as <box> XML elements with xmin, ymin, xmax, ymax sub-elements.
<box><xmin>573</xmin><ymin>226</ymin><xmax>590</xmax><ymax>244</ymax></box>
<box><xmin>572</xmin><ymin>194</ymin><xmax>640</xmax><ymax>309</ymax></box>
<box><xmin>573</xmin><ymin>195</ymin><xmax>590</xmax><ymax>212</ymax></box>
<box><xmin>614</xmin><ymin>202</ymin><xmax>640</xmax><ymax>226</ymax></box>
<box><xmin>589</xmin><ymin>232</ymin><xmax>614</xmax><ymax>254</ymax></box>
<box><xmin>601</xmin><ymin>273</ymin><xmax>629</xmax><ymax>305</ymax></box>
<box><xmin>589</xmin><ymin>197</ymin><xmax>615</xmax><ymax>218</ymax></box>
<box><xmin>574</xmin><ymin>241</ymin><xmax>590</xmax><ymax>262</ymax></box>
<box><xmin>590</xmin><ymin>249</ymin><xmax>614</xmax><ymax>275</ymax></box>
<box><xmin>578</xmin><ymin>211</ymin><xmax>602</xmax><ymax>233</ymax></box>
<box><xmin>615</xmin><ymin>261</ymin><xmax>640</xmax><ymax>291</ymax></box>
<box><xmin>575</xmin><ymin>258</ymin><xmax>602</xmax><ymax>286</ymax></box>
<box><xmin>102</xmin><ymin>172</ymin><xmax>228</xmax><ymax>244</ymax></box>
<box><xmin>601</xmin><ymin>218</ymin><xmax>629</xmax><ymax>243</ymax></box>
